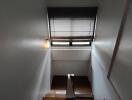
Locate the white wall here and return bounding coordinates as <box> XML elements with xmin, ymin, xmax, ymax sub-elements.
<box><xmin>110</xmin><ymin>1</ymin><xmax>132</xmax><ymax>100</ymax></box>
<box><xmin>91</xmin><ymin>51</ymin><xmax>119</xmax><ymax>100</ymax></box>
<box><xmin>94</xmin><ymin>0</ymin><xmax>125</xmax><ymax>73</ymax></box>
<box><xmin>0</xmin><ymin>0</ymin><xmax>51</xmax><ymax>100</ymax></box>
<box><xmin>52</xmin><ymin>47</ymin><xmax>91</xmax><ymax>76</ymax></box>
<box><xmin>47</xmin><ymin>0</ymin><xmax>98</xmax><ymax>7</ymax></box>
<box><xmin>91</xmin><ymin>0</ymin><xmax>126</xmax><ymax>99</ymax></box>
<box><xmin>92</xmin><ymin>45</ymin><xmax>120</xmax><ymax>100</ymax></box>
<box><xmin>32</xmin><ymin>49</ymin><xmax>51</xmax><ymax>100</ymax></box>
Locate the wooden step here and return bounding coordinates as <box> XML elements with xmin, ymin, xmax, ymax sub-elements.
<box><xmin>43</xmin><ymin>97</ymin><xmax>65</xmax><ymax>100</ymax></box>
<box><xmin>43</xmin><ymin>90</ymin><xmax>66</xmax><ymax>100</ymax></box>
<box><xmin>43</xmin><ymin>76</ymin><xmax>94</xmax><ymax>100</ymax></box>
<box><xmin>75</xmin><ymin>94</ymin><xmax>94</xmax><ymax>100</ymax></box>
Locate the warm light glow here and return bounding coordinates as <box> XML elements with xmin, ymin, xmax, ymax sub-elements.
<box><xmin>43</xmin><ymin>39</ymin><xmax>50</xmax><ymax>48</ymax></box>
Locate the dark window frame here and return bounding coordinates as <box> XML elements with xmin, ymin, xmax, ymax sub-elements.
<box><xmin>47</xmin><ymin>7</ymin><xmax>97</xmax><ymax>47</ymax></box>
<box><xmin>50</xmin><ymin>36</ymin><xmax>94</xmax><ymax>46</ymax></box>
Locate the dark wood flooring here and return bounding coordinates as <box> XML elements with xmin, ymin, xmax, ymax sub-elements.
<box><xmin>43</xmin><ymin>76</ymin><xmax>93</xmax><ymax>100</ymax></box>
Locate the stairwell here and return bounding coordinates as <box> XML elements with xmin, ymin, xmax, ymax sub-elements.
<box><xmin>43</xmin><ymin>75</ymin><xmax>94</xmax><ymax>100</ymax></box>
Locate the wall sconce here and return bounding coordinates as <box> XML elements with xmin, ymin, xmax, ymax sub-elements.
<box><xmin>43</xmin><ymin>39</ymin><xmax>50</xmax><ymax>48</ymax></box>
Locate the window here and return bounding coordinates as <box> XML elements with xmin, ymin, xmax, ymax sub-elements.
<box><xmin>48</xmin><ymin>7</ymin><xmax>97</xmax><ymax>46</ymax></box>
<box><xmin>52</xmin><ymin>41</ymin><xmax>69</xmax><ymax>46</ymax></box>
<box><xmin>50</xmin><ymin>18</ymin><xmax>95</xmax><ymax>37</ymax></box>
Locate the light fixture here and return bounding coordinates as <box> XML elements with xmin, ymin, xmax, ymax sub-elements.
<box><xmin>43</xmin><ymin>39</ymin><xmax>50</xmax><ymax>48</ymax></box>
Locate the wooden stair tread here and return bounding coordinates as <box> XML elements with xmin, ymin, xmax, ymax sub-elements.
<box><xmin>43</xmin><ymin>97</ymin><xmax>66</xmax><ymax>100</ymax></box>
<box><xmin>44</xmin><ymin>76</ymin><xmax>94</xmax><ymax>100</ymax></box>
<box><xmin>75</xmin><ymin>94</ymin><xmax>94</xmax><ymax>97</ymax></box>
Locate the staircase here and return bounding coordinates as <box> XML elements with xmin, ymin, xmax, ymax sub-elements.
<box><xmin>43</xmin><ymin>75</ymin><xmax>94</xmax><ymax>100</ymax></box>
<box><xmin>43</xmin><ymin>90</ymin><xmax>66</xmax><ymax>100</ymax></box>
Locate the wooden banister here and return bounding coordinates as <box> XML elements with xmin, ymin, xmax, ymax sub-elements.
<box><xmin>66</xmin><ymin>74</ymin><xmax>75</xmax><ymax>100</ymax></box>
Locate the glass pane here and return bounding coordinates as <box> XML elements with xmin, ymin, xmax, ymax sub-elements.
<box><xmin>53</xmin><ymin>18</ymin><xmax>71</xmax><ymax>31</ymax></box>
<box><xmin>72</xmin><ymin>19</ymin><xmax>91</xmax><ymax>32</ymax></box>
<box><xmin>71</xmin><ymin>32</ymin><xmax>90</xmax><ymax>36</ymax></box>
<box><xmin>51</xmin><ymin>32</ymin><xmax>71</xmax><ymax>37</ymax></box>
<box><xmin>52</xmin><ymin>42</ymin><xmax>69</xmax><ymax>45</ymax></box>
<box><xmin>50</xmin><ymin>18</ymin><xmax>95</xmax><ymax>37</ymax></box>
<box><xmin>72</xmin><ymin>42</ymin><xmax>90</xmax><ymax>45</ymax></box>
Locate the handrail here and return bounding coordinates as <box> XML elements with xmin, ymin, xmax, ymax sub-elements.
<box><xmin>66</xmin><ymin>74</ymin><xmax>75</xmax><ymax>100</ymax></box>
<box><xmin>66</xmin><ymin>75</ymin><xmax>94</xmax><ymax>100</ymax></box>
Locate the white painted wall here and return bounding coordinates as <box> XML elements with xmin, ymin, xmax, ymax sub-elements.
<box><xmin>91</xmin><ymin>0</ymin><xmax>126</xmax><ymax>99</ymax></box>
<box><xmin>91</xmin><ymin>51</ymin><xmax>119</xmax><ymax>100</ymax></box>
<box><xmin>94</xmin><ymin>0</ymin><xmax>125</xmax><ymax>73</ymax></box>
<box><xmin>47</xmin><ymin>0</ymin><xmax>98</xmax><ymax>7</ymax></box>
<box><xmin>0</xmin><ymin>0</ymin><xmax>51</xmax><ymax>100</ymax></box>
<box><xmin>32</xmin><ymin>49</ymin><xmax>51</xmax><ymax>100</ymax></box>
<box><xmin>51</xmin><ymin>47</ymin><xmax>91</xmax><ymax>76</ymax></box>
<box><xmin>110</xmin><ymin>1</ymin><xmax>132</xmax><ymax>100</ymax></box>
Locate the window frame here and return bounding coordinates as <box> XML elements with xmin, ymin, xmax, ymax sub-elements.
<box><xmin>50</xmin><ymin>36</ymin><xmax>94</xmax><ymax>46</ymax></box>
<box><xmin>48</xmin><ymin>16</ymin><xmax>96</xmax><ymax>47</ymax></box>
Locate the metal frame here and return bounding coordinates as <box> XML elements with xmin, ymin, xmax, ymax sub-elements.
<box><xmin>50</xmin><ymin>36</ymin><xmax>94</xmax><ymax>46</ymax></box>
<box><xmin>47</xmin><ymin>7</ymin><xmax>97</xmax><ymax>47</ymax></box>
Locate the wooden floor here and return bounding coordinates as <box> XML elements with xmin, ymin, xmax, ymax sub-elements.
<box><xmin>73</xmin><ymin>76</ymin><xmax>93</xmax><ymax>95</ymax></box>
<box><xmin>43</xmin><ymin>76</ymin><xmax>93</xmax><ymax>100</ymax></box>
<box><xmin>52</xmin><ymin>76</ymin><xmax>67</xmax><ymax>90</ymax></box>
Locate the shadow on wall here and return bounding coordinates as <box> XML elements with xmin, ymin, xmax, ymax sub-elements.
<box><xmin>91</xmin><ymin>44</ymin><xmax>120</xmax><ymax>100</ymax></box>
<box><xmin>31</xmin><ymin>49</ymin><xmax>51</xmax><ymax>100</ymax></box>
